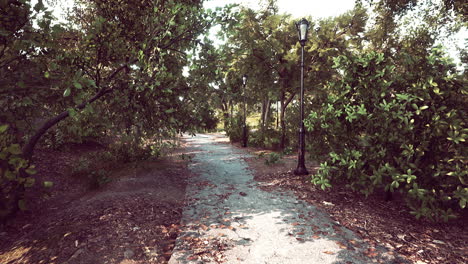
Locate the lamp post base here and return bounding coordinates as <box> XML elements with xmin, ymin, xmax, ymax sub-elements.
<box><xmin>294</xmin><ymin>165</ymin><xmax>309</xmax><ymax>176</ymax></box>
<box><xmin>242</xmin><ymin>126</ymin><xmax>247</xmax><ymax>147</ymax></box>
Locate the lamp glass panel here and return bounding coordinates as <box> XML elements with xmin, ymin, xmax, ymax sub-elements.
<box><xmin>300</xmin><ymin>23</ymin><xmax>308</xmax><ymax>40</ymax></box>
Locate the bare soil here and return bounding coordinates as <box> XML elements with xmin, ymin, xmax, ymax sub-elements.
<box><xmin>0</xmin><ymin>141</ymin><xmax>191</xmax><ymax>264</ymax></box>
<box><xmin>239</xmin><ymin>144</ymin><xmax>467</xmax><ymax>264</ymax></box>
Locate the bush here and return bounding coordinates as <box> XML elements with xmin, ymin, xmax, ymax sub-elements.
<box><xmin>71</xmin><ymin>157</ymin><xmax>112</xmax><ymax>189</ymax></box>
<box><xmin>248</xmin><ymin>129</ymin><xmax>282</xmax><ymax>149</ymax></box>
<box><xmin>109</xmin><ymin>134</ymin><xmax>152</xmax><ymax>163</ymax></box>
<box><xmin>88</xmin><ymin>169</ymin><xmax>111</xmax><ymax>189</ymax></box>
<box><xmin>282</xmin><ymin>146</ymin><xmax>294</xmax><ymax>155</ymax></box>
<box><xmin>264</xmin><ymin>152</ymin><xmax>283</xmax><ymax>165</ymax></box>
<box><xmin>305</xmin><ymin>49</ymin><xmax>467</xmax><ymax>221</ymax></box>
<box><xmin>226</xmin><ymin>114</ymin><xmax>247</xmax><ymax>143</ymax></box>
<box><xmin>0</xmin><ymin>124</ymin><xmax>37</xmax><ymax>221</ymax></box>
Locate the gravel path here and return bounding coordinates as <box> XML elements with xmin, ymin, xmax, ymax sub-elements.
<box><xmin>169</xmin><ymin>134</ymin><xmax>404</xmax><ymax>264</ymax></box>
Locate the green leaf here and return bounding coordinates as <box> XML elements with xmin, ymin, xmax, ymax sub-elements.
<box><xmin>18</xmin><ymin>199</ymin><xmax>27</xmax><ymax>211</ymax></box>
<box><xmin>33</xmin><ymin>0</ymin><xmax>44</xmax><ymax>12</ymax></box>
<box><xmin>24</xmin><ymin>177</ymin><xmax>35</xmax><ymax>188</ymax></box>
<box><xmin>73</xmin><ymin>82</ymin><xmax>82</xmax><ymax>89</ymax></box>
<box><xmin>0</xmin><ymin>124</ymin><xmax>8</xmax><ymax>133</ymax></box>
<box><xmin>5</xmin><ymin>170</ymin><xmax>15</xmax><ymax>180</ymax></box>
<box><xmin>44</xmin><ymin>71</ymin><xmax>50</xmax><ymax>78</ymax></box>
<box><xmin>459</xmin><ymin>199</ymin><xmax>467</xmax><ymax>209</ymax></box>
<box><xmin>67</xmin><ymin>108</ymin><xmax>77</xmax><ymax>117</ymax></box>
<box><xmin>165</xmin><ymin>108</ymin><xmax>175</xmax><ymax>114</ymax></box>
<box><xmin>8</xmin><ymin>144</ymin><xmax>22</xmax><ymax>155</ymax></box>
<box><xmin>43</xmin><ymin>181</ymin><xmax>54</xmax><ymax>188</ymax></box>
<box><xmin>26</xmin><ymin>165</ymin><xmax>37</xmax><ymax>175</ymax></box>
<box><xmin>63</xmin><ymin>88</ymin><xmax>71</xmax><ymax>97</ymax></box>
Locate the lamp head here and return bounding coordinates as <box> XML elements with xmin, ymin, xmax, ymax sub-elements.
<box><xmin>296</xmin><ymin>18</ymin><xmax>310</xmax><ymax>46</ymax></box>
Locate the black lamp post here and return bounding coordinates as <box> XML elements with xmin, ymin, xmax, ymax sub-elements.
<box><xmin>242</xmin><ymin>74</ymin><xmax>248</xmax><ymax>147</ymax></box>
<box><xmin>294</xmin><ymin>18</ymin><xmax>309</xmax><ymax>175</ymax></box>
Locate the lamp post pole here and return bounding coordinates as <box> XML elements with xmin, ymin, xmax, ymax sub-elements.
<box><xmin>294</xmin><ymin>18</ymin><xmax>309</xmax><ymax>176</ymax></box>
<box><xmin>242</xmin><ymin>74</ymin><xmax>248</xmax><ymax>147</ymax></box>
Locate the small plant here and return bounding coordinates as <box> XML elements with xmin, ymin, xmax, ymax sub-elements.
<box><xmin>180</xmin><ymin>153</ymin><xmax>193</xmax><ymax>162</ymax></box>
<box><xmin>264</xmin><ymin>152</ymin><xmax>283</xmax><ymax>165</ymax></box>
<box><xmin>88</xmin><ymin>169</ymin><xmax>111</xmax><ymax>189</ymax></box>
<box><xmin>109</xmin><ymin>135</ymin><xmax>152</xmax><ymax>163</ymax></box>
<box><xmin>97</xmin><ymin>150</ymin><xmax>116</xmax><ymax>163</ymax></box>
<box><xmin>282</xmin><ymin>146</ymin><xmax>294</xmax><ymax>155</ymax></box>
<box><xmin>71</xmin><ymin>157</ymin><xmax>92</xmax><ymax>177</ymax></box>
<box><xmin>257</xmin><ymin>151</ymin><xmax>267</xmax><ymax>159</ymax></box>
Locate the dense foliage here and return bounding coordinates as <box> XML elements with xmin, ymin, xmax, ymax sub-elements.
<box><xmin>0</xmin><ymin>0</ymin><xmax>224</xmax><ymax>221</ymax></box>
<box><xmin>305</xmin><ymin>50</ymin><xmax>467</xmax><ymax>221</ymax></box>
<box><xmin>211</xmin><ymin>0</ymin><xmax>466</xmax><ymax>220</ymax></box>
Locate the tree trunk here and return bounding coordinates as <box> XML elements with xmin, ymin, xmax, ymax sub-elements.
<box><xmin>276</xmin><ymin>100</ymin><xmax>279</xmax><ymax>129</ymax></box>
<box><xmin>260</xmin><ymin>97</ymin><xmax>272</xmax><ymax>132</ymax></box>
<box><xmin>260</xmin><ymin>97</ymin><xmax>267</xmax><ymax>131</ymax></box>
<box><xmin>264</xmin><ymin>98</ymin><xmax>271</xmax><ymax>130</ymax></box>
<box><xmin>229</xmin><ymin>99</ymin><xmax>234</xmax><ymax>127</ymax></box>
<box><xmin>221</xmin><ymin>100</ymin><xmax>229</xmax><ymax>130</ymax></box>
<box><xmin>280</xmin><ymin>94</ymin><xmax>286</xmax><ymax>149</ymax></box>
<box><xmin>279</xmin><ymin>91</ymin><xmax>295</xmax><ymax>149</ymax></box>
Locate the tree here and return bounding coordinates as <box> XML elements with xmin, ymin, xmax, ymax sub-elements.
<box><xmin>0</xmin><ymin>0</ymin><xmax>218</xmax><ymax>220</ymax></box>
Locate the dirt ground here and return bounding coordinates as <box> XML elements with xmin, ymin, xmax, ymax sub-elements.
<box><xmin>1</xmin><ymin>134</ymin><xmax>466</xmax><ymax>264</ymax></box>
<box><xmin>237</xmin><ymin>143</ymin><xmax>467</xmax><ymax>264</ymax></box>
<box><xmin>0</xmin><ymin>142</ymin><xmax>191</xmax><ymax>264</ymax></box>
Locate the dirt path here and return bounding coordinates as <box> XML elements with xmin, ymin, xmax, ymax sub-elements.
<box><xmin>169</xmin><ymin>134</ymin><xmax>405</xmax><ymax>264</ymax></box>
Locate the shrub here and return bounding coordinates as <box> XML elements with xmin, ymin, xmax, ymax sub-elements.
<box><xmin>282</xmin><ymin>146</ymin><xmax>294</xmax><ymax>155</ymax></box>
<box><xmin>226</xmin><ymin>114</ymin><xmax>247</xmax><ymax>143</ymax></box>
<box><xmin>305</xmin><ymin>49</ymin><xmax>467</xmax><ymax>221</ymax></box>
<box><xmin>264</xmin><ymin>152</ymin><xmax>283</xmax><ymax>165</ymax></box>
<box><xmin>248</xmin><ymin>129</ymin><xmax>282</xmax><ymax>149</ymax></box>
<box><xmin>88</xmin><ymin>169</ymin><xmax>111</xmax><ymax>189</ymax></box>
<box><xmin>109</xmin><ymin>134</ymin><xmax>151</xmax><ymax>163</ymax></box>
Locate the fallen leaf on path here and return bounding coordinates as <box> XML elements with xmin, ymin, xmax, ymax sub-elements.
<box><xmin>335</xmin><ymin>241</ymin><xmax>347</xmax><ymax>249</ymax></box>
<box><xmin>365</xmin><ymin>252</ymin><xmax>378</xmax><ymax>257</ymax></box>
